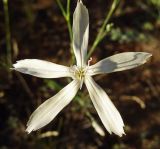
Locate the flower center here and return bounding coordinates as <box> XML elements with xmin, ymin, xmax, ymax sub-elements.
<box><xmin>70</xmin><ymin>66</ymin><xmax>87</xmax><ymax>89</ymax></box>
<box><xmin>70</xmin><ymin>66</ymin><xmax>87</xmax><ymax>81</ymax></box>
<box><xmin>69</xmin><ymin>58</ymin><xmax>93</xmax><ymax>89</ymax></box>
<box><xmin>75</xmin><ymin>67</ymin><xmax>86</xmax><ymax>80</ymax></box>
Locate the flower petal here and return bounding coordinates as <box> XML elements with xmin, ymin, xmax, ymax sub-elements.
<box><xmin>13</xmin><ymin>59</ymin><xmax>72</xmax><ymax>78</ymax></box>
<box><xmin>85</xmin><ymin>76</ymin><xmax>125</xmax><ymax>137</ymax></box>
<box><xmin>73</xmin><ymin>0</ymin><xmax>89</xmax><ymax>67</ymax></box>
<box><xmin>26</xmin><ymin>80</ymin><xmax>80</xmax><ymax>133</ymax></box>
<box><xmin>88</xmin><ymin>52</ymin><xmax>152</xmax><ymax>76</ymax></box>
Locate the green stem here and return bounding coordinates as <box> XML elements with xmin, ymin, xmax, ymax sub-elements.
<box><xmin>67</xmin><ymin>0</ymin><xmax>70</xmax><ymax>17</ymax></box>
<box><xmin>66</xmin><ymin>0</ymin><xmax>74</xmax><ymax>64</ymax></box>
<box><xmin>3</xmin><ymin>0</ymin><xmax>12</xmax><ymax>67</ymax></box>
<box><xmin>88</xmin><ymin>0</ymin><xmax>119</xmax><ymax>58</ymax></box>
<box><xmin>56</xmin><ymin>0</ymin><xmax>67</xmax><ymax>18</ymax></box>
<box><xmin>66</xmin><ymin>0</ymin><xmax>73</xmax><ymax>42</ymax></box>
<box><xmin>56</xmin><ymin>0</ymin><xmax>74</xmax><ymax>64</ymax></box>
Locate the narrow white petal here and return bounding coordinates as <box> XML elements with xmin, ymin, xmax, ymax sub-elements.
<box><xmin>88</xmin><ymin>52</ymin><xmax>152</xmax><ymax>76</ymax></box>
<box><xmin>73</xmin><ymin>0</ymin><xmax>89</xmax><ymax>67</ymax></box>
<box><xmin>26</xmin><ymin>80</ymin><xmax>80</xmax><ymax>133</ymax></box>
<box><xmin>13</xmin><ymin>59</ymin><xmax>72</xmax><ymax>78</ymax></box>
<box><xmin>85</xmin><ymin>76</ymin><xmax>125</xmax><ymax>137</ymax></box>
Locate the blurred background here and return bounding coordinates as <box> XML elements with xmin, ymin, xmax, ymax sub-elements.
<box><xmin>0</xmin><ymin>0</ymin><xmax>160</xmax><ymax>148</ymax></box>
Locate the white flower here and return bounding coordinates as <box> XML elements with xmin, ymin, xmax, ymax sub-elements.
<box><xmin>13</xmin><ymin>0</ymin><xmax>152</xmax><ymax>137</ymax></box>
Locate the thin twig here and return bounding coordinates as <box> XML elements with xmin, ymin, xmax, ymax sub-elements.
<box><xmin>121</xmin><ymin>95</ymin><xmax>146</xmax><ymax>109</ymax></box>
<box><xmin>15</xmin><ymin>72</ymin><xmax>34</xmax><ymax>100</ymax></box>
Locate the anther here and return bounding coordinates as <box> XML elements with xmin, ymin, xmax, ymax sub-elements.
<box><xmin>88</xmin><ymin>57</ymin><xmax>92</xmax><ymax>66</ymax></box>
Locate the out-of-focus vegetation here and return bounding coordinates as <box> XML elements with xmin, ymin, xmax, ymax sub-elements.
<box><xmin>0</xmin><ymin>0</ymin><xmax>160</xmax><ymax>148</ymax></box>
